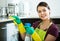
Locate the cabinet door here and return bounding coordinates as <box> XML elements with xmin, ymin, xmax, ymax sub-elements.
<box><xmin>6</xmin><ymin>23</ymin><xmax>18</xmax><ymax>41</ymax></box>
<box><xmin>0</xmin><ymin>24</ymin><xmax>7</xmax><ymax>41</ymax></box>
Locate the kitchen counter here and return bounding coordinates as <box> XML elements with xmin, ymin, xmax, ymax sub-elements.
<box><xmin>0</xmin><ymin>17</ymin><xmax>13</xmax><ymax>23</ymax></box>
<box><xmin>0</xmin><ymin>19</ymin><xmax>13</xmax><ymax>22</ymax></box>
<box><xmin>0</xmin><ymin>16</ymin><xmax>39</xmax><ymax>23</ymax></box>
<box><xmin>0</xmin><ymin>16</ymin><xmax>60</xmax><ymax>23</ymax></box>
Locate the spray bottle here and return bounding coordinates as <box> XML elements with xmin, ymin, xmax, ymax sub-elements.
<box><xmin>24</xmin><ymin>23</ymin><xmax>32</xmax><ymax>41</ymax></box>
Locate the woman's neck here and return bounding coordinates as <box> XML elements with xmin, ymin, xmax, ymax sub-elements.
<box><xmin>40</xmin><ymin>19</ymin><xmax>51</xmax><ymax>31</ymax></box>
<box><xmin>42</xmin><ymin>19</ymin><xmax>51</xmax><ymax>24</ymax></box>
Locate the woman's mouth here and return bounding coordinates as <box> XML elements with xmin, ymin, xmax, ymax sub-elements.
<box><xmin>41</xmin><ymin>15</ymin><xmax>46</xmax><ymax>18</ymax></box>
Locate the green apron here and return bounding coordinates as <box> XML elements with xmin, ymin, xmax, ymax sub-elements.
<box><xmin>35</xmin><ymin>28</ymin><xmax>47</xmax><ymax>41</ymax></box>
<box><xmin>32</xmin><ymin>22</ymin><xmax>52</xmax><ymax>41</ymax></box>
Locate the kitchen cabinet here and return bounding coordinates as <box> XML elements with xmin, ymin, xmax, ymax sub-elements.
<box><xmin>0</xmin><ymin>23</ymin><xmax>7</xmax><ymax>41</ymax></box>
<box><xmin>0</xmin><ymin>21</ymin><xmax>18</xmax><ymax>41</ymax></box>
<box><xmin>6</xmin><ymin>23</ymin><xmax>18</xmax><ymax>41</ymax></box>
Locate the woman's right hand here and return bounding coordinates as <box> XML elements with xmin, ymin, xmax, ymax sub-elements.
<box><xmin>9</xmin><ymin>16</ymin><xmax>21</xmax><ymax>24</ymax></box>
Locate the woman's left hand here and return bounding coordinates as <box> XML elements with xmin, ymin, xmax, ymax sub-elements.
<box><xmin>25</xmin><ymin>26</ymin><xmax>34</xmax><ymax>35</ymax></box>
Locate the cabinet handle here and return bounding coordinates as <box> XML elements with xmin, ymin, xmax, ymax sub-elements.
<box><xmin>1</xmin><ymin>27</ymin><xmax>6</xmax><ymax>29</ymax></box>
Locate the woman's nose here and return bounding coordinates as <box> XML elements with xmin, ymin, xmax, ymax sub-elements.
<box><xmin>41</xmin><ymin>12</ymin><xmax>44</xmax><ymax>14</ymax></box>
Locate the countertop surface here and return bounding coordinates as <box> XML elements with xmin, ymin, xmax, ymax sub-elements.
<box><xmin>0</xmin><ymin>16</ymin><xmax>60</xmax><ymax>23</ymax></box>
<box><xmin>0</xmin><ymin>17</ymin><xmax>38</xmax><ymax>23</ymax></box>
<box><xmin>0</xmin><ymin>17</ymin><xmax>13</xmax><ymax>23</ymax></box>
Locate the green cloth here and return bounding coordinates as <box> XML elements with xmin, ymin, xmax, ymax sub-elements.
<box><xmin>11</xmin><ymin>16</ymin><xmax>21</xmax><ymax>24</ymax></box>
<box><xmin>35</xmin><ymin>28</ymin><xmax>46</xmax><ymax>41</ymax></box>
<box><xmin>25</xmin><ymin>26</ymin><xmax>34</xmax><ymax>35</ymax></box>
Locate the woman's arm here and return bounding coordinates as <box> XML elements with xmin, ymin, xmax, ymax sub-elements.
<box><xmin>20</xmin><ymin>33</ymin><xmax>26</xmax><ymax>40</ymax></box>
<box><xmin>45</xmin><ymin>34</ymin><xmax>56</xmax><ymax>41</ymax></box>
<box><xmin>45</xmin><ymin>23</ymin><xmax>59</xmax><ymax>41</ymax></box>
<box><xmin>9</xmin><ymin>16</ymin><xmax>26</xmax><ymax>40</ymax></box>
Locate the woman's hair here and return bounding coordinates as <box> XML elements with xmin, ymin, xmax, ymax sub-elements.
<box><xmin>37</xmin><ymin>2</ymin><xmax>50</xmax><ymax>11</ymax></box>
<box><xmin>37</xmin><ymin>2</ymin><xmax>52</xmax><ymax>22</ymax></box>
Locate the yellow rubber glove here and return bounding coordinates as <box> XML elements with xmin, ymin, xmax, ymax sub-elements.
<box><xmin>24</xmin><ymin>26</ymin><xmax>42</xmax><ymax>41</ymax></box>
<box><xmin>9</xmin><ymin>16</ymin><xmax>26</xmax><ymax>34</ymax></box>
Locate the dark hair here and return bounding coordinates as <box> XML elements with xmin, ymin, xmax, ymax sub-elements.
<box><xmin>37</xmin><ymin>2</ymin><xmax>52</xmax><ymax>22</ymax></box>
<box><xmin>37</xmin><ymin>2</ymin><xmax>50</xmax><ymax>11</ymax></box>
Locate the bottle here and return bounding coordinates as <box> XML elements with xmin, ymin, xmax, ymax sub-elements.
<box><xmin>24</xmin><ymin>23</ymin><xmax>32</xmax><ymax>41</ymax></box>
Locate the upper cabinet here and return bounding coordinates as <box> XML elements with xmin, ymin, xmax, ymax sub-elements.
<box><xmin>0</xmin><ymin>0</ymin><xmax>60</xmax><ymax>18</ymax></box>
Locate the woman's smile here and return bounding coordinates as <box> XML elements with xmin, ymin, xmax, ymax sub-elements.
<box><xmin>41</xmin><ymin>14</ymin><xmax>46</xmax><ymax>18</ymax></box>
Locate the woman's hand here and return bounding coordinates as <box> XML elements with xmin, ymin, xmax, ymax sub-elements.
<box><xmin>9</xmin><ymin>16</ymin><xmax>21</xmax><ymax>24</ymax></box>
<box><xmin>25</xmin><ymin>26</ymin><xmax>34</xmax><ymax>35</ymax></box>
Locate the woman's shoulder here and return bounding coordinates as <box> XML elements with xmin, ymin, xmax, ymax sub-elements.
<box><xmin>47</xmin><ymin>23</ymin><xmax>59</xmax><ymax>37</ymax></box>
<box><xmin>32</xmin><ymin>21</ymin><xmax>40</xmax><ymax>29</ymax></box>
<box><xmin>49</xmin><ymin>23</ymin><xmax>59</xmax><ymax>32</ymax></box>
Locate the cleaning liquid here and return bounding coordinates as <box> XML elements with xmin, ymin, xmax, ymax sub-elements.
<box><xmin>24</xmin><ymin>23</ymin><xmax>32</xmax><ymax>41</ymax></box>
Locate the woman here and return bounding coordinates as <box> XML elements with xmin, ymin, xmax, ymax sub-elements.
<box><xmin>32</xmin><ymin>2</ymin><xmax>59</xmax><ymax>41</ymax></box>
<box><xmin>10</xmin><ymin>2</ymin><xmax>59</xmax><ymax>41</ymax></box>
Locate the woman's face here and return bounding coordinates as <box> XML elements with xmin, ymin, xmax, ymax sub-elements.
<box><xmin>37</xmin><ymin>6</ymin><xmax>50</xmax><ymax>21</ymax></box>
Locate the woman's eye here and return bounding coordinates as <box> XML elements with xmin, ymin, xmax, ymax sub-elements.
<box><xmin>38</xmin><ymin>11</ymin><xmax>41</xmax><ymax>13</ymax></box>
<box><xmin>43</xmin><ymin>9</ymin><xmax>46</xmax><ymax>12</ymax></box>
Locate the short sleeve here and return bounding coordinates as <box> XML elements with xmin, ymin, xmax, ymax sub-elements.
<box><xmin>48</xmin><ymin>24</ymin><xmax>59</xmax><ymax>38</ymax></box>
<box><xmin>32</xmin><ymin>21</ymin><xmax>40</xmax><ymax>29</ymax></box>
